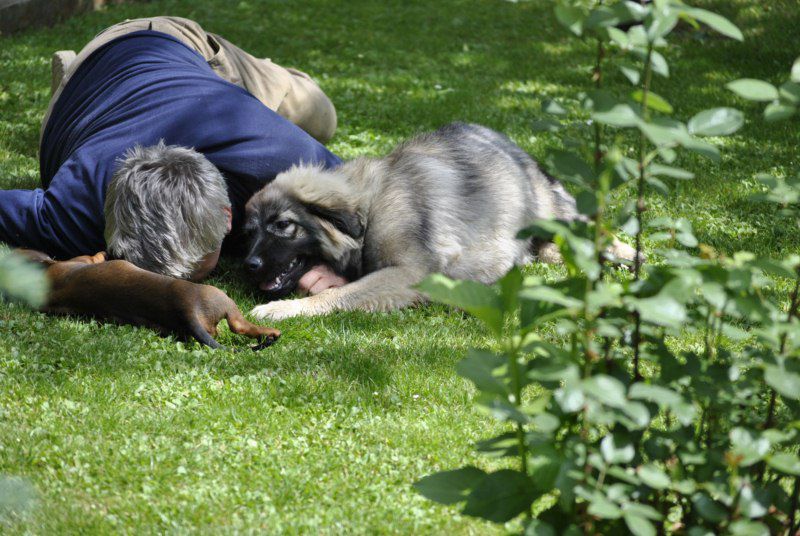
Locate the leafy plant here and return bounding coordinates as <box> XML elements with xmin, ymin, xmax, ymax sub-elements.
<box><xmin>414</xmin><ymin>2</ymin><xmax>800</xmax><ymax>534</ymax></box>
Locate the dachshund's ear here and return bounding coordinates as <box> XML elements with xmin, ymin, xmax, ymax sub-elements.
<box><xmin>305</xmin><ymin>203</ymin><xmax>365</xmax><ymax>239</ymax></box>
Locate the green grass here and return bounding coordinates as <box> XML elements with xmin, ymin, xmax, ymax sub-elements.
<box><xmin>1</xmin><ymin>0</ymin><xmax>799</xmax><ymax>532</ymax></box>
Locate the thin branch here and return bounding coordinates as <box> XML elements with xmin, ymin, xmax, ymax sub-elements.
<box><xmin>632</xmin><ymin>43</ymin><xmax>654</xmax><ymax>382</ymax></box>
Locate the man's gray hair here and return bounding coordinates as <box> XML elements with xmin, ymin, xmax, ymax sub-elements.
<box><xmin>104</xmin><ymin>142</ymin><xmax>230</xmax><ymax>279</ymax></box>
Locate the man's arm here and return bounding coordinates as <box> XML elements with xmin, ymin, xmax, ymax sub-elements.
<box><xmin>0</xmin><ymin>161</ymin><xmax>105</xmax><ymax>259</ymax></box>
<box><xmin>0</xmin><ymin>188</ymin><xmax>52</xmax><ymax>251</ymax></box>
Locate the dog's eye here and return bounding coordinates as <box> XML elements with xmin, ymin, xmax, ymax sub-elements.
<box><xmin>270</xmin><ymin>219</ymin><xmax>297</xmax><ymax>236</ymax></box>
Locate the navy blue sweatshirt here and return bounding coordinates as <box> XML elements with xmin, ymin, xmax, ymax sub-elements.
<box><xmin>0</xmin><ymin>31</ymin><xmax>341</xmax><ymax>259</ymax></box>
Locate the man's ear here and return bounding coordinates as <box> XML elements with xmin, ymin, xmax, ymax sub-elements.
<box><xmin>224</xmin><ymin>206</ymin><xmax>233</xmax><ymax>234</ymax></box>
<box><xmin>305</xmin><ymin>203</ymin><xmax>364</xmax><ymax>239</ymax></box>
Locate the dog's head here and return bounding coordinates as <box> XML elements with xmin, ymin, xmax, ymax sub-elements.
<box><xmin>243</xmin><ymin>165</ymin><xmax>364</xmax><ymax>299</ymax></box>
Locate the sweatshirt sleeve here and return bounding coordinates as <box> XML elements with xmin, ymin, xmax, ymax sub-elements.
<box><xmin>0</xmin><ymin>159</ymin><xmax>106</xmax><ymax>259</ymax></box>
<box><xmin>0</xmin><ymin>188</ymin><xmax>50</xmax><ymax>251</ymax></box>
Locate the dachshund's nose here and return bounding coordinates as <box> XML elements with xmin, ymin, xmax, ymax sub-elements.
<box><xmin>245</xmin><ymin>256</ymin><xmax>263</xmax><ymax>273</ymax></box>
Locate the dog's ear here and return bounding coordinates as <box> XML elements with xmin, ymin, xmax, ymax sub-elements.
<box><xmin>305</xmin><ymin>203</ymin><xmax>364</xmax><ymax>239</ymax></box>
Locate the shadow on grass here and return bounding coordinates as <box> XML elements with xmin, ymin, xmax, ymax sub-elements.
<box><xmin>1</xmin><ymin>271</ymin><xmax>481</xmax><ymax>393</ymax></box>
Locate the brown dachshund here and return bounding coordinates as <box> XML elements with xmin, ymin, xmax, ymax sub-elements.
<box><xmin>18</xmin><ymin>250</ymin><xmax>279</xmax><ymax>349</ymax></box>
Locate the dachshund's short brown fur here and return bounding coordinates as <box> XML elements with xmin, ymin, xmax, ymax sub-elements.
<box><xmin>18</xmin><ymin>249</ymin><xmax>279</xmax><ymax>349</ymax></box>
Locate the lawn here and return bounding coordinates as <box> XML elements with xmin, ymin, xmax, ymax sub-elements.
<box><xmin>1</xmin><ymin>0</ymin><xmax>799</xmax><ymax>532</ymax></box>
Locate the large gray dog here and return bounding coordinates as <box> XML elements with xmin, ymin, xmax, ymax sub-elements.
<box><xmin>245</xmin><ymin>122</ymin><xmax>636</xmax><ymax>320</ymax></box>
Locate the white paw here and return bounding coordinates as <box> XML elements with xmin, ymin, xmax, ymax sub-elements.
<box><xmin>250</xmin><ymin>299</ymin><xmax>310</xmax><ymax>321</ymax></box>
<box><xmin>607</xmin><ymin>239</ymin><xmax>646</xmax><ymax>266</ymax></box>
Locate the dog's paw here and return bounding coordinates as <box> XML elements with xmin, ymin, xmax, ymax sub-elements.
<box><xmin>250</xmin><ymin>299</ymin><xmax>310</xmax><ymax>321</ymax></box>
<box><xmin>608</xmin><ymin>238</ymin><xmax>645</xmax><ymax>266</ymax></box>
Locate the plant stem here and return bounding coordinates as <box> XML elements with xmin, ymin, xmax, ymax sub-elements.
<box><xmin>634</xmin><ymin>43</ymin><xmax>654</xmax><ymax>280</ymax></box>
<box><xmin>593</xmin><ymin>36</ymin><xmax>605</xmax><ymax>172</ymax></box>
<box><xmin>632</xmin><ymin>43</ymin><xmax>654</xmax><ymax>382</ymax></box>
<box><xmin>507</xmin><ymin>340</ymin><xmax>531</xmax><ymax>518</ymax></box>
<box><xmin>789</xmin><ymin>477</ymin><xmax>799</xmax><ymax>534</ymax></box>
<box><xmin>763</xmin><ymin>274</ymin><xmax>800</xmax><ymax>431</ymax></box>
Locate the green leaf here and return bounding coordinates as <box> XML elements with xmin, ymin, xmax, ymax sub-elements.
<box><xmin>726</xmin><ymin>79</ymin><xmax>779</xmax><ymax>102</ymax></box>
<box><xmin>691</xmin><ymin>492</ymin><xmax>727</xmax><ymax>523</ymax></box>
<box><xmin>687</xmin><ymin>107</ymin><xmax>744</xmax><ymax>136</ymax></box>
<box><xmin>519</xmin><ymin>286</ymin><xmax>583</xmax><ymax>309</ymax></box>
<box><xmin>767</xmin><ymin>451</ymin><xmax>800</xmax><ymax>475</ymax></box>
<box><xmin>683</xmin><ymin>7</ymin><xmax>743</xmax><ymax>41</ymax></box>
<box><xmin>629</xmin><ymin>383</ymin><xmax>681</xmax><ymax>406</ymax></box>
<box><xmin>587</xmin><ymin>493</ymin><xmax>622</xmax><ymax>519</ymax></box>
<box><xmin>548</xmin><ymin>150</ymin><xmax>595</xmax><ymax>186</ymax></box>
<box><xmin>531</xmin><ymin>119</ymin><xmax>562</xmax><ymax>132</ymax></box>
<box><xmin>729</xmin><ymin>428</ymin><xmax>770</xmax><ymax>467</ymax></box>
<box><xmin>737</xmin><ymin>486</ymin><xmax>769</xmax><ymax>519</ymax></box>
<box><xmin>582</xmin><ymin>375</ymin><xmax>626</xmax><ymax>408</ymax></box>
<box><xmin>728</xmin><ymin>520</ymin><xmax>769</xmax><ymax>536</ymax></box>
<box><xmin>632</xmin><ymin>90</ymin><xmax>673</xmax><ymax>114</ymax></box>
<box><xmin>648</xmin><ymin>164</ymin><xmax>694</xmax><ymax>180</ymax></box>
<box><xmin>608</xmin><ymin>27</ymin><xmax>630</xmax><ymax>48</ymax></box>
<box><xmin>417</xmin><ymin>274</ymin><xmax>503</xmax><ymax>335</ymax></box>
<box><xmin>764</xmin><ymin>365</ymin><xmax>800</xmax><ymax>400</ymax></box>
<box><xmin>628</xmin><ymin>294</ymin><xmax>687</xmax><ymax>328</ymax></box>
<box><xmin>629</xmin><ymin>383</ymin><xmax>696</xmax><ymax>424</ymax></box>
<box><xmin>764</xmin><ymin>102</ymin><xmax>796</xmax><ymax>122</ymax></box>
<box><xmin>619</xmin><ymin>64</ymin><xmax>640</xmax><ymax>85</ymax></box>
<box><xmin>681</xmin><ymin>136</ymin><xmax>721</xmax><ymax>162</ymax></box>
<box><xmin>531</xmin><ymin>412</ymin><xmax>560</xmax><ymax>434</ymax></box>
<box><xmin>542</xmin><ymin>99</ymin><xmax>567</xmax><ymax>115</ymax></box>
<box><xmin>414</xmin><ymin>466</ymin><xmax>486</xmax><ymax>504</ymax></box>
<box><xmin>0</xmin><ymin>251</ymin><xmax>49</xmax><ymax>307</ymax></box>
<box><xmin>792</xmin><ymin>57</ymin><xmax>800</xmax><ymax>83</ymax></box>
<box><xmin>592</xmin><ymin>102</ymin><xmax>640</xmax><ymax>127</ymax></box>
<box><xmin>637</xmin><ymin>120</ymin><xmax>682</xmax><ymax>146</ymax></box>
<box><xmin>779</xmin><ymin>81</ymin><xmax>800</xmax><ymax>105</ymax></box>
<box><xmin>462</xmin><ymin>469</ymin><xmax>535</xmax><ymax>522</ymax></box>
<box><xmin>524</xmin><ymin>519</ymin><xmax>556</xmax><ymax>536</ymax></box>
<box><xmin>554</xmin><ymin>377</ymin><xmax>585</xmax><ymax>413</ymax></box>
<box><xmin>554</xmin><ymin>4</ymin><xmax>584</xmax><ymax>36</ymax></box>
<box><xmin>647</xmin><ymin>11</ymin><xmax>678</xmax><ymax>41</ymax></box>
<box><xmin>457</xmin><ymin>350</ymin><xmax>508</xmax><ymax>396</ymax></box>
<box><xmin>637</xmin><ymin>464</ymin><xmax>670</xmax><ymax>490</ymax></box>
<box><xmin>627</xmin><ymin>25</ymin><xmax>648</xmax><ymax>47</ymax></box>
<box><xmin>586</xmin><ymin>3</ymin><xmax>641</xmax><ymax>30</ymax></box>
<box><xmin>601</xmin><ymin>433</ymin><xmax>635</xmax><ymax>464</ymax></box>
<box><xmin>499</xmin><ymin>266</ymin><xmax>522</xmax><ymax>314</ymax></box>
<box><xmin>479</xmin><ymin>396</ymin><xmax>531</xmax><ymax>424</ymax></box>
<box><xmin>624</xmin><ymin>512</ymin><xmax>656</xmax><ymax>536</ymax></box>
<box><xmin>649</xmin><ymin>51</ymin><xmax>669</xmax><ymax>78</ymax></box>
<box><xmin>646</xmin><ymin>176</ymin><xmax>669</xmax><ymax>196</ymax></box>
<box><xmin>622</xmin><ymin>502</ymin><xmax>663</xmax><ymax>521</ymax></box>
<box><xmin>586</xmin><ymin>281</ymin><xmax>623</xmax><ymax>312</ymax></box>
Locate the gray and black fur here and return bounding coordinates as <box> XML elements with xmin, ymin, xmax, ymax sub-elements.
<box><xmin>247</xmin><ymin>122</ymin><xmax>636</xmax><ymax>320</ymax></box>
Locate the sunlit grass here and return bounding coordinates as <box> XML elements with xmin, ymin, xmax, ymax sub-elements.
<box><xmin>0</xmin><ymin>0</ymin><xmax>798</xmax><ymax>532</ymax></box>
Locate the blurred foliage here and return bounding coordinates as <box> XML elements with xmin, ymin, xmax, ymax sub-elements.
<box><xmin>416</xmin><ymin>2</ymin><xmax>800</xmax><ymax>534</ymax></box>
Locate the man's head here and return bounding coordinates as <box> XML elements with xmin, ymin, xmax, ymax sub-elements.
<box><xmin>104</xmin><ymin>142</ymin><xmax>231</xmax><ymax>280</ymax></box>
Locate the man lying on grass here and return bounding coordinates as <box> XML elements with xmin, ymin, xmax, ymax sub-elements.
<box><xmin>0</xmin><ymin>16</ymin><xmax>346</xmax><ymax>292</ymax></box>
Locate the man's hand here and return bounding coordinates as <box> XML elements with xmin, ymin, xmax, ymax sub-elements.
<box><xmin>297</xmin><ymin>264</ymin><xmax>347</xmax><ymax>296</ymax></box>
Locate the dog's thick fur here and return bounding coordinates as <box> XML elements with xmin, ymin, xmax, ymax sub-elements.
<box><xmin>247</xmin><ymin>122</ymin><xmax>636</xmax><ymax>320</ymax></box>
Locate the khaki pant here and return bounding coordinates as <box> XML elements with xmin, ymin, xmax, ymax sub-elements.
<box><xmin>42</xmin><ymin>16</ymin><xmax>337</xmax><ymax>143</ymax></box>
